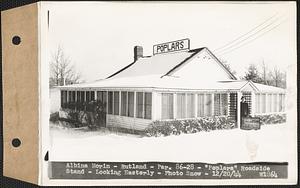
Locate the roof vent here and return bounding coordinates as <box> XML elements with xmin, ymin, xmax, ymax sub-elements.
<box><xmin>134</xmin><ymin>46</ymin><xmax>143</xmax><ymax>61</ymax></box>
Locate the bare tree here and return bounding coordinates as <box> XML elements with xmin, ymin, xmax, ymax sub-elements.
<box><xmin>260</xmin><ymin>60</ymin><xmax>269</xmax><ymax>85</ymax></box>
<box><xmin>268</xmin><ymin>66</ymin><xmax>286</xmax><ymax>88</ymax></box>
<box><xmin>50</xmin><ymin>46</ymin><xmax>82</xmax><ymax>87</ymax></box>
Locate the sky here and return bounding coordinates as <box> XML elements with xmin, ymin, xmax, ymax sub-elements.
<box><xmin>44</xmin><ymin>2</ymin><xmax>296</xmax><ymax>82</ymax></box>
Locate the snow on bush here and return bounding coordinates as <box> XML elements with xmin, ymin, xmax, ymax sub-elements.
<box><xmin>144</xmin><ymin>116</ymin><xmax>236</xmax><ymax>137</ymax></box>
<box><xmin>60</xmin><ymin>100</ymin><xmax>106</xmax><ymax>129</ymax></box>
<box><xmin>254</xmin><ymin>114</ymin><xmax>286</xmax><ymax>125</ymax></box>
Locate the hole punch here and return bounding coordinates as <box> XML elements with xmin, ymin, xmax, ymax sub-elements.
<box><xmin>12</xmin><ymin>36</ymin><xmax>21</xmax><ymax>45</ymax></box>
<box><xmin>12</xmin><ymin>138</ymin><xmax>21</xmax><ymax>147</ymax></box>
<box><xmin>44</xmin><ymin>151</ymin><xmax>49</xmax><ymax>161</ymax></box>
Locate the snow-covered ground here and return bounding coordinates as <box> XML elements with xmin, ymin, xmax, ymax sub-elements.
<box><xmin>50</xmin><ymin>122</ymin><xmax>289</xmax><ymax>163</ymax></box>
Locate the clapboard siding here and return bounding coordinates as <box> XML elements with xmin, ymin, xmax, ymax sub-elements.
<box><xmin>106</xmin><ymin>114</ymin><xmax>152</xmax><ymax>130</ymax></box>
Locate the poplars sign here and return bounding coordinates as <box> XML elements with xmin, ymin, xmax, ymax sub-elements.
<box><xmin>153</xmin><ymin>39</ymin><xmax>190</xmax><ymax>55</ymax></box>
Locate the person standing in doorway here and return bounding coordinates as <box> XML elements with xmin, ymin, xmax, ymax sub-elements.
<box><xmin>240</xmin><ymin>96</ymin><xmax>250</xmax><ymax>118</ymax></box>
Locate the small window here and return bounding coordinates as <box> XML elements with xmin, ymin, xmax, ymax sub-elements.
<box><xmin>221</xmin><ymin>93</ymin><xmax>228</xmax><ymax>115</ymax></box>
<box><xmin>128</xmin><ymin>92</ymin><xmax>134</xmax><ymax>117</ymax></box>
<box><xmin>177</xmin><ymin>93</ymin><xmax>186</xmax><ymax>119</ymax></box>
<box><xmin>91</xmin><ymin>91</ymin><xmax>95</xmax><ymax>101</ymax></box>
<box><xmin>255</xmin><ymin>94</ymin><xmax>260</xmax><ymax>113</ymax></box>
<box><xmin>144</xmin><ymin>92</ymin><xmax>152</xmax><ymax>119</ymax></box>
<box><xmin>121</xmin><ymin>91</ymin><xmax>127</xmax><ymax>116</ymax></box>
<box><xmin>113</xmin><ymin>91</ymin><xmax>120</xmax><ymax>115</ymax></box>
<box><xmin>80</xmin><ymin>91</ymin><xmax>85</xmax><ymax>102</ymax></box>
<box><xmin>261</xmin><ymin>94</ymin><xmax>266</xmax><ymax>113</ymax></box>
<box><xmin>108</xmin><ymin>91</ymin><xmax>113</xmax><ymax>114</ymax></box>
<box><xmin>205</xmin><ymin>94</ymin><xmax>212</xmax><ymax>116</ymax></box>
<box><xmin>76</xmin><ymin>91</ymin><xmax>81</xmax><ymax>102</ymax></box>
<box><xmin>136</xmin><ymin>92</ymin><xmax>144</xmax><ymax>118</ymax></box>
<box><xmin>273</xmin><ymin>94</ymin><xmax>278</xmax><ymax>112</ymax></box>
<box><xmin>197</xmin><ymin>94</ymin><xmax>205</xmax><ymax>117</ymax></box>
<box><xmin>214</xmin><ymin>94</ymin><xmax>221</xmax><ymax>116</ymax></box>
<box><xmin>86</xmin><ymin>91</ymin><xmax>91</xmax><ymax>102</ymax></box>
<box><xmin>186</xmin><ymin>94</ymin><xmax>195</xmax><ymax>118</ymax></box>
<box><xmin>162</xmin><ymin>93</ymin><xmax>174</xmax><ymax>120</ymax></box>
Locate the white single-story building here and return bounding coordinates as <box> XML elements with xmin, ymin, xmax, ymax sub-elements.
<box><xmin>58</xmin><ymin>39</ymin><xmax>286</xmax><ymax>130</ymax></box>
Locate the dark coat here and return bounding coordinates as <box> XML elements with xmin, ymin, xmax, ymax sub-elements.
<box><xmin>240</xmin><ymin>102</ymin><xmax>249</xmax><ymax>117</ymax></box>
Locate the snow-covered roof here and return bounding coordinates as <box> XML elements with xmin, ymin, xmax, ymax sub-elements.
<box><xmin>59</xmin><ymin>75</ymin><xmax>285</xmax><ymax>93</ymax></box>
<box><xmin>252</xmin><ymin>82</ymin><xmax>286</xmax><ymax>93</ymax></box>
<box><xmin>108</xmin><ymin>48</ymin><xmax>204</xmax><ymax>79</ymax></box>
<box><xmin>58</xmin><ymin>47</ymin><xmax>285</xmax><ymax>93</ymax></box>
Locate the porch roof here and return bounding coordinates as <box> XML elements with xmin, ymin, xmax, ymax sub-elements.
<box><xmin>58</xmin><ymin>75</ymin><xmax>285</xmax><ymax>93</ymax></box>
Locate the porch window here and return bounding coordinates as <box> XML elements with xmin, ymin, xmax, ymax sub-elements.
<box><xmin>267</xmin><ymin>94</ymin><xmax>272</xmax><ymax>113</ymax></box>
<box><xmin>121</xmin><ymin>91</ymin><xmax>127</xmax><ymax>116</ymax></box>
<box><xmin>80</xmin><ymin>91</ymin><xmax>85</xmax><ymax>102</ymax></box>
<box><xmin>205</xmin><ymin>94</ymin><xmax>213</xmax><ymax>116</ymax></box>
<box><xmin>144</xmin><ymin>92</ymin><xmax>152</xmax><ymax>119</ymax></box>
<box><xmin>108</xmin><ymin>91</ymin><xmax>113</xmax><ymax>114</ymax></box>
<box><xmin>261</xmin><ymin>94</ymin><xmax>266</xmax><ymax>113</ymax></box>
<box><xmin>96</xmin><ymin>91</ymin><xmax>107</xmax><ymax>112</ymax></box>
<box><xmin>113</xmin><ymin>91</ymin><xmax>120</xmax><ymax>115</ymax></box>
<box><xmin>273</xmin><ymin>94</ymin><xmax>278</xmax><ymax>112</ymax></box>
<box><xmin>186</xmin><ymin>94</ymin><xmax>195</xmax><ymax>118</ymax></box>
<box><xmin>197</xmin><ymin>94</ymin><xmax>205</xmax><ymax>117</ymax></box>
<box><xmin>76</xmin><ymin>91</ymin><xmax>81</xmax><ymax>102</ymax></box>
<box><xmin>162</xmin><ymin>93</ymin><xmax>174</xmax><ymax>120</ymax></box>
<box><xmin>279</xmin><ymin>94</ymin><xmax>285</xmax><ymax>112</ymax></box>
<box><xmin>128</xmin><ymin>92</ymin><xmax>134</xmax><ymax>117</ymax></box>
<box><xmin>97</xmin><ymin>91</ymin><xmax>107</xmax><ymax>105</ymax></box>
<box><xmin>86</xmin><ymin>91</ymin><xmax>91</xmax><ymax>102</ymax></box>
<box><xmin>91</xmin><ymin>91</ymin><xmax>95</xmax><ymax>101</ymax></box>
<box><xmin>214</xmin><ymin>93</ymin><xmax>228</xmax><ymax>116</ymax></box>
<box><xmin>61</xmin><ymin>90</ymin><xmax>68</xmax><ymax>108</ymax></box>
<box><xmin>136</xmin><ymin>92</ymin><xmax>144</xmax><ymax>118</ymax></box>
<box><xmin>255</xmin><ymin>94</ymin><xmax>260</xmax><ymax>113</ymax></box>
<box><xmin>176</xmin><ymin>93</ymin><xmax>186</xmax><ymax>118</ymax></box>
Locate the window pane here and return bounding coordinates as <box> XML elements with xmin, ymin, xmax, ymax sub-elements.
<box><xmin>108</xmin><ymin>91</ymin><xmax>113</xmax><ymax>114</ymax></box>
<box><xmin>77</xmin><ymin>91</ymin><xmax>81</xmax><ymax>102</ymax></box>
<box><xmin>97</xmin><ymin>91</ymin><xmax>102</xmax><ymax>102</ymax></box>
<box><xmin>136</xmin><ymin>92</ymin><xmax>143</xmax><ymax>118</ymax></box>
<box><xmin>80</xmin><ymin>91</ymin><xmax>85</xmax><ymax>102</ymax></box>
<box><xmin>113</xmin><ymin>91</ymin><xmax>120</xmax><ymax>115</ymax></box>
<box><xmin>61</xmin><ymin>90</ymin><xmax>65</xmax><ymax>108</ymax></box>
<box><xmin>128</xmin><ymin>92</ymin><xmax>134</xmax><ymax>117</ymax></box>
<box><xmin>177</xmin><ymin>93</ymin><xmax>186</xmax><ymax>118</ymax></box>
<box><xmin>68</xmin><ymin>91</ymin><xmax>72</xmax><ymax>103</ymax></box>
<box><xmin>72</xmin><ymin>91</ymin><xmax>76</xmax><ymax>102</ymax></box>
<box><xmin>267</xmin><ymin>94</ymin><xmax>272</xmax><ymax>112</ymax></box>
<box><xmin>197</xmin><ymin>94</ymin><xmax>205</xmax><ymax>117</ymax></box>
<box><xmin>255</xmin><ymin>94</ymin><xmax>260</xmax><ymax>113</ymax></box>
<box><xmin>91</xmin><ymin>91</ymin><xmax>95</xmax><ymax>101</ymax></box>
<box><xmin>187</xmin><ymin>94</ymin><xmax>195</xmax><ymax>118</ymax></box>
<box><xmin>205</xmin><ymin>94</ymin><xmax>212</xmax><ymax>116</ymax></box>
<box><xmin>261</xmin><ymin>94</ymin><xmax>266</xmax><ymax>113</ymax></box>
<box><xmin>220</xmin><ymin>93</ymin><xmax>228</xmax><ymax>115</ymax></box>
<box><xmin>86</xmin><ymin>91</ymin><xmax>90</xmax><ymax>102</ymax></box>
<box><xmin>162</xmin><ymin>93</ymin><xmax>174</xmax><ymax>120</ymax></box>
<box><xmin>121</xmin><ymin>91</ymin><xmax>127</xmax><ymax>116</ymax></box>
<box><xmin>145</xmin><ymin>92</ymin><xmax>152</xmax><ymax>119</ymax></box>
<box><xmin>273</xmin><ymin>94</ymin><xmax>278</xmax><ymax>112</ymax></box>
<box><xmin>214</xmin><ymin>94</ymin><xmax>221</xmax><ymax>116</ymax></box>
<box><xmin>282</xmin><ymin>94</ymin><xmax>285</xmax><ymax>112</ymax></box>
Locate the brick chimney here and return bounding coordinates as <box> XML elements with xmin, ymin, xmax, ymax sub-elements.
<box><xmin>134</xmin><ymin>46</ymin><xmax>143</xmax><ymax>61</ymax></box>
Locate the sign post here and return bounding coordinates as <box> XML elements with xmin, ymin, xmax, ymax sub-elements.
<box><xmin>241</xmin><ymin>117</ymin><xmax>261</xmax><ymax>130</ymax></box>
